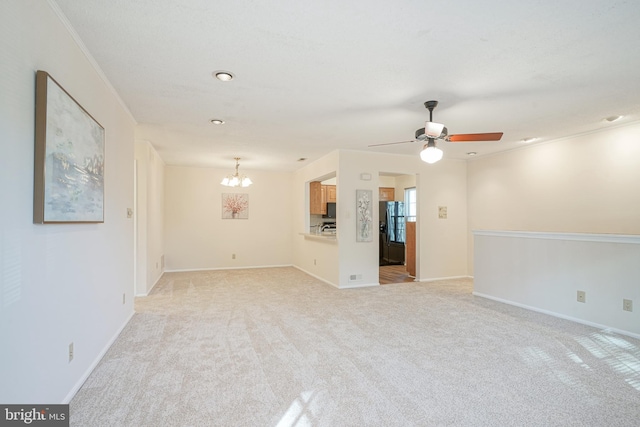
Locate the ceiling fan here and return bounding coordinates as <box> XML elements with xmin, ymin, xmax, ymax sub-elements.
<box><xmin>369</xmin><ymin>100</ymin><xmax>503</xmax><ymax>163</ymax></box>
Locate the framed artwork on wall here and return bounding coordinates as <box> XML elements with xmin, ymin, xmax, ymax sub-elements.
<box><xmin>222</xmin><ymin>193</ymin><xmax>249</xmax><ymax>219</ymax></box>
<box><xmin>33</xmin><ymin>70</ymin><xmax>105</xmax><ymax>223</ymax></box>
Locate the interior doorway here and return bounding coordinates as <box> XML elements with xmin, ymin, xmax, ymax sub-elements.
<box><xmin>378</xmin><ymin>172</ymin><xmax>417</xmax><ymax>284</ymax></box>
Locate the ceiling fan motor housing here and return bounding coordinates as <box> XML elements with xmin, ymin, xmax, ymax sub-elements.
<box><xmin>415</xmin><ymin>126</ymin><xmax>448</xmax><ymax>140</ymax></box>
<box><xmin>417</xmin><ymin>100</ymin><xmax>447</xmax><ymax>139</ymax></box>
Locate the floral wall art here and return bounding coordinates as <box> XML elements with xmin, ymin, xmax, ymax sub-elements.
<box><xmin>356</xmin><ymin>189</ymin><xmax>373</xmax><ymax>242</ymax></box>
<box><xmin>222</xmin><ymin>193</ymin><xmax>249</xmax><ymax>219</ymax></box>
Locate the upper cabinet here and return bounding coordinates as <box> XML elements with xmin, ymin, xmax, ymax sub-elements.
<box><xmin>379</xmin><ymin>187</ymin><xmax>395</xmax><ymax>201</ymax></box>
<box><xmin>325</xmin><ymin>185</ymin><xmax>336</xmax><ymax>203</ymax></box>
<box><xmin>320</xmin><ymin>186</ymin><xmax>327</xmax><ymax>214</ymax></box>
<box><xmin>310</xmin><ymin>182</ymin><xmax>337</xmax><ymax>215</ymax></box>
<box><xmin>310</xmin><ymin>181</ymin><xmax>323</xmax><ymax>215</ymax></box>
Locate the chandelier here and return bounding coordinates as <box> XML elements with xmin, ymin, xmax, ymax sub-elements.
<box><xmin>221</xmin><ymin>157</ymin><xmax>252</xmax><ymax>187</ymax></box>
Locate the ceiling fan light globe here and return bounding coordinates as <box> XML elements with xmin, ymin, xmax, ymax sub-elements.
<box><xmin>420</xmin><ymin>145</ymin><xmax>443</xmax><ymax>164</ymax></box>
<box><xmin>425</xmin><ymin>121</ymin><xmax>445</xmax><ymax>138</ymax></box>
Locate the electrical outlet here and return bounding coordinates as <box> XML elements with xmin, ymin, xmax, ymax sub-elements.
<box><xmin>577</xmin><ymin>290</ymin><xmax>586</xmax><ymax>303</ymax></box>
<box><xmin>232</xmin><ymin>253</ymin><xmax>236</xmax><ymax>259</ymax></box>
<box><xmin>623</xmin><ymin>299</ymin><xmax>633</xmax><ymax>312</ymax></box>
<box><xmin>69</xmin><ymin>342</ymin><xmax>74</xmax><ymax>363</ymax></box>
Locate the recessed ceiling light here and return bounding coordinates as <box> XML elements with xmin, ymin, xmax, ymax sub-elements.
<box><xmin>605</xmin><ymin>115</ymin><xmax>623</xmax><ymax>122</ymax></box>
<box><xmin>521</xmin><ymin>137</ymin><xmax>537</xmax><ymax>143</ymax></box>
<box><xmin>210</xmin><ymin>119</ymin><xmax>225</xmax><ymax>125</ymax></box>
<box><xmin>466</xmin><ymin>152</ymin><xmax>477</xmax><ymax>156</ymax></box>
<box><xmin>213</xmin><ymin>71</ymin><xmax>234</xmax><ymax>82</ymax></box>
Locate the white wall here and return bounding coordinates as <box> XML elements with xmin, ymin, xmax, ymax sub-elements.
<box><xmin>468</xmin><ymin>123</ymin><xmax>640</xmax><ymax>337</ymax></box>
<box><xmin>135</xmin><ymin>141</ymin><xmax>165</xmax><ymax>295</ymax></box>
<box><xmin>468</xmin><ymin>123</ymin><xmax>640</xmax><ymax>235</ymax></box>
<box><xmin>474</xmin><ymin>231</ymin><xmax>640</xmax><ymax>337</ymax></box>
<box><xmin>394</xmin><ymin>175</ymin><xmax>416</xmax><ymax>202</ymax></box>
<box><xmin>0</xmin><ymin>1</ymin><xmax>135</xmax><ymax>403</ymax></box>
<box><xmin>164</xmin><ymin>166</ymin><xmax>293</xmax><ymax>270</ymax></box>
<box><xmin>417</xmin><ymin>158</ymin><xmax>468</xmax><ymax>281</ymax></box>
<box><xmin>468</xmin><ymin>122</ymin><xmax>640</xmax><ymax>273</ymax></box>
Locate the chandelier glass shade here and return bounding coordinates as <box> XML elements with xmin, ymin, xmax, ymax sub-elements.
<box><xmin>221</xmin><ymin>158</ymin><xmax>252</xmax><ymax>187</ymax></box>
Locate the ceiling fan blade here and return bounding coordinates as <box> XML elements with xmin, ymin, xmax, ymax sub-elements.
<box><xmin>368</xmin><ymin>139</ymin><xmax>415</xmax><ymax>147</ymax></box>
<box><xmin>447</xmin><ymin>132</ymin><xmax>503</xmax><ymax>142</ymax></box>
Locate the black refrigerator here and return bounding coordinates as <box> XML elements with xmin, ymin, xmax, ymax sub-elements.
<box><xmin>379</xmin><ymin>201</ymin><xmax>405</xmax><ymax>266</ymax></box>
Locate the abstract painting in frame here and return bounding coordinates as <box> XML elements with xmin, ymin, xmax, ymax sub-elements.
<box><xmin>34</xmin><ymin>70</ymin><xmax>105</xmax><ymax>223</ymax></box>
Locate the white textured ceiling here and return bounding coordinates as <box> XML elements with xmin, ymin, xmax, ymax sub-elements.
<box><xmin>53</xmin><ymin>0</ymin><xmax>640</xmax><ymax>171</ymax></box>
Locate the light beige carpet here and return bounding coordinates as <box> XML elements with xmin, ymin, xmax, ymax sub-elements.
<box><xmin>70</xmin><ymin>267</ymin><xmax>640</xmax><ymax>426</ymax></box>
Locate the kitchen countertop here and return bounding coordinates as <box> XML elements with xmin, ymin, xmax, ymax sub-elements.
<box><xmin>299</xmin><ymin>232</ymin><xmax>337</xmax><ymax>241</ymax></box>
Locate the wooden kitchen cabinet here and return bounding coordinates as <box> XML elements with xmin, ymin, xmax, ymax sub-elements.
<box><xmin>311</xmin><ymin>182</ymin><xmax>336</xmax><ymax>215</ymax></box>
<box><xmin>320</xmin><ymin>185</ymin><xmax>327</xmax><ymax>214</ymax></box>
<box><xmin>379</xmin><ymin>187</ymin><xmax>395</xmax><ymax>201</ymax></box>
<box><xmin>324</xmin><ymin>185</ymin><xmax>337</xmax><ymax>203</ymax></box>
<box><xmin>310</xmin><ymin>181</ymin><xmax>323</xmax><ymax>214</ymax></box>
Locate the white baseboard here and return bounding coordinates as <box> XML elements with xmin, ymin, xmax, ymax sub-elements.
<box><xmin>416</xmin><ymin>275</ymin><xmax>473</xmax><ymax>282</ymax></box>
<box><xmin>340</xmin><ymin>282</ymin><xmax>379</xmax><ymax>289</ymax></box>
<box><xmin>292</xmin><ymin>266</ymin><xmax>339</xmax><ymax>288</ymax></box>
<box><xmin>164</xmin><ymin>264</ymin><xmax>293</xmax><ymax>273</ymax></box>
<box><xmin>135</xmin><ymin>270</ymin><xmax>164</xmax><ymax>297</ymax></box>
<box><xmin>473</xmin><ymin>292</ymin><xmax>640</xmax><ymax>341</ymax></box>
<box><xmin>63</xmin><ymin>311</ymin><xmax>135</xmax><ymax>403</ymax></box>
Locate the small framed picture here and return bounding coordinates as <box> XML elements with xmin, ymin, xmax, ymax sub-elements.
<box><xmin>222</xmin><ymin>193</ymin><xmax>249</xmax><ymax>219</ymax></box>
